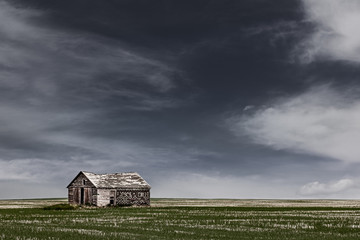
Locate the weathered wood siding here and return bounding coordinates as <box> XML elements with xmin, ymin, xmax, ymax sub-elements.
<box><xmin>67</xmin><ymin>172</ymin><xmax>96</xmax><ymax>205</ymax></box>
<box><xmin>90</xmin><ymin>188</ymin><xmax>150</xmax><ymax>207</ymax></box>
<box><xmin>97</xmin><ymin>189</ymin><xmax>112</xmax><ymax>207</ymax></box>
<box><xmin>68</xmin><ymin>187</ymin><xmax>75</xmax><ymax>204</ymax></box>
<box><xmin>116</xmin><ymin>189</ymin><xmax>150</xmax><ymax>206</ymax></box>
<box><xmin>92</xmin><ymin>188</ymin><xmax>98</xmax><ymax>206</ymax></box>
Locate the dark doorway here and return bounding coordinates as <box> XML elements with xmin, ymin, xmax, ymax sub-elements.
<box><xmin>80</xmin><ymin>188</ymin><xmax>84</xmax><ymax>204</ymax></box>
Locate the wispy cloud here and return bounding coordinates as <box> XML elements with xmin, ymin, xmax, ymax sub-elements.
<box><xmin>0</xmin><ymin>0</ymin><xmax>193</xmax><ymax>193</ymax></box>
<box><xmin>0</xmin><ymin>0</ymin><xmax>186</xmax><ymax>153</ymax></box>
<box><xmin>0</xmin><ymin>0</ymin><xmax>180</xmax><ymax>110</ymax></box>
<box><xmin>299</xmin><ymin>178</ymin><xmax>355</xmax><ymax>196</ymax></box>
<box><xmin>297</xmin><ymin>0</ymin><xmax>360</xmax><ymax>63</ymax></box>
<box><xmin>229</xmin><ymin>85</ymin><xmax>360</xmax><ymax>163</ymax></box>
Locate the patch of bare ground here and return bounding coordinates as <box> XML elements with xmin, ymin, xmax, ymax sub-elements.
<box><xmin>1</xmin><ymin>198</ymin><xmax>360</xmax><ymax>208</ymax></box>
<box><xmin>150</xmin><ymin>198</ymin><xmax>360</xmax><ymax>207</ymax></box>
<box><xmin>0</xmin><ymin>198</ymin><xmax>67</xmax><ymax>209</ymax></box>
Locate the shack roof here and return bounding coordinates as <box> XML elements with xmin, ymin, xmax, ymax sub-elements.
<box><xmin>67</xmin><ymin>171</ymin><xmax>151</xmax><ymax>189</ymax></box>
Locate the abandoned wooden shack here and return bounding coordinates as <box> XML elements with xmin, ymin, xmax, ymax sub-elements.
<box><xmin>67</xmin><ymin>171</ymin><xmax>151</xmax><ymax>207</ymax></box>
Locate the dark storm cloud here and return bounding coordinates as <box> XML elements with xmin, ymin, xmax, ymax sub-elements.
<box><xmin>0</xmin><ymin>0</ymin><xmax>185</xmax><ymax>151</ymax></box>
<box><xmin>226</xmin><ymin>0</ymin><xmax>360</xmax><ymax>197</ymax></box>
<box><xmin>2</xmin><ymin>0</ymin><xmax>360</xmax><ymax>199</ymax></box>
<box><xmin>0</xmin><ymin>0</ymin><xmax>201</xmax><ymax>192</ymax></box>
<box><xmin>229</xmin><ymin>0</ymin><xmax>360</xmax><ymax>165</ymax></box>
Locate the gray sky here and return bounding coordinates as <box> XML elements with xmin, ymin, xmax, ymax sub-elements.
<box><xmin>2</xmin><ymin>0</ymin><xmax>360</xmax><ymax>199</ymax></box>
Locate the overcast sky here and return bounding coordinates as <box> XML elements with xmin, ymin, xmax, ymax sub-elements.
<box><xmin>2</xmin><ymin>0</ymin><xmax>360</xmax><ymax>199</ymax></box>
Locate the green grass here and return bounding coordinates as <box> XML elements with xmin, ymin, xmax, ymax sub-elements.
<box><xmin>1</xmin><ymin>200</ymin><xmax>360</xmax><ymax>239</ymax></box>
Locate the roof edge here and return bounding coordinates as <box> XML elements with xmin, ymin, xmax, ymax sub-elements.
<box><xmin>66</xmin><ymin>171</ymin><xmax>96</xmax><ymax>188</ymax></box>
<box><xmin>67</xmin><ymin>171</ymin><xmax>151</xmax><ymax>188</ymax></box>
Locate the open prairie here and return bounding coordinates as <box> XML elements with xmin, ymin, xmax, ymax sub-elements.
<box><xmin>1</xmin><ymin>199</ymin><xmax>360</xmax><ymax>239</ymax></box>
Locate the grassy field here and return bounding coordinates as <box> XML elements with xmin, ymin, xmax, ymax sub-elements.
<box><xmin>1</xmin><ymin>199</ymin><xmax>360</xmax><ymax>239</ymax></box>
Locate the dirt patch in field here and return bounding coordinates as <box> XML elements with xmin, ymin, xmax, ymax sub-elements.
<box><xmin>150</xmin><ymin>199</ymin><xmax>360</xmax><ymax>208</ymax></box>
<box><xmin>0</xmin><ymin>199</ymin><xmax>67</xmax><ymax>209</ymax></box>
<box><xmin>1</xmin><ymin>198</ymin><xmax>360</xmax><ymax>208</ymax></box>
